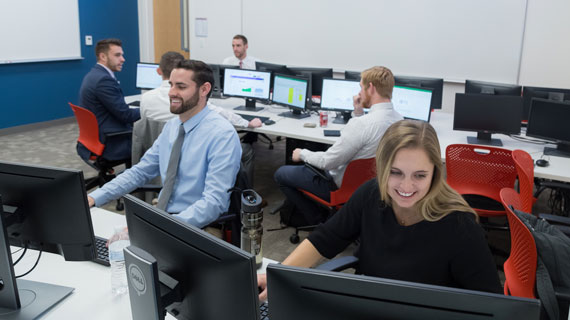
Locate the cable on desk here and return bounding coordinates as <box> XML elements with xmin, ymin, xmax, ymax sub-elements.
<box><xmin>12</xmin><ymin>245</ymin><xmax>27</xmax><ymax>265</ymax></box>
<box><xmin>508</xmin><ymin>134</ymin><xmax>550</xmax><ymax>145</ymax></box>
<box><xmin>16</xmin><ymin>249</ymin><xmax>42</xmax><ymax>278</ymax></box>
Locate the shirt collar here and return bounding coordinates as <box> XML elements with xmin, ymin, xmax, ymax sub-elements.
<box><xmin>369</xmin><ymin>102</ymin><xmax>394</xmax><ymax>113</ymax></box>
<box><xmin>178</xmin><ymin>105</ymin><xmax>211</xmax><ymax>133</ymax></box>
<box><xmin>97</xmin><ymin>63</ymin><xmax>116</xmax><ymax>79</ymax></box>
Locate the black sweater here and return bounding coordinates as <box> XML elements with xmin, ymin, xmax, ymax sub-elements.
<box><xmin>308</xmin><ymin>179</ymin><xmax>503</xmax><ymax>294</ymax></box>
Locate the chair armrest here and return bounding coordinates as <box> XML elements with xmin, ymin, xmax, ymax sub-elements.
<box><xmin>210</xmin><ymin>213</ymin><xmax>237</xmax><ymax>224</ymax></box>
<box><xmin>315</xmin><ymin>256</ymin><xmax>359</xmax><ymax>272</ymax></box>
<box><xmin>304</xmin><ymin>163</ymin><xmax>331</xmax><ymax>182</ymax></box>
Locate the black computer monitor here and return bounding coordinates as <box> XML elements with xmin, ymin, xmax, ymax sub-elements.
<box><xmin>344</xmin><ymin>70</ymin><xmax>361</xmax><ymax>81</ymax></box>
<box><xmin>223</xmin><ymin>68</ymin><xmax>271</xmax><ymax>112</ymax></box>
<box><xmin>207</xmin><ymin>63</ymin><xmax>223</xmax><ymax>98</ymax></box>
<box><xmin>395</xmin><ymin>75</ymin><xmax>444</xmax><ymax>110</ymax></box>
<box><xmin>255</xmin><ymin>62</ymin><xmax>292</xmax><ymax>91</ymax></box>
<box><xmin>522</xmin><ymin>86</ymin><xmax>570</xmax><ymax>121</ymax></box>
<box><xmin>453</xmin><ymin>93</ymin><xmax>523</xmax><ymax>146</ymax></box>
<box><xmin>272</xmin><ymin>73</ymin><xmax>310</xmax><ymax>119</ymax></box>
<box><xmin>320</xmin><ymin>78</ymin><xmax>361</xmax><ymax>124</ymax></box>
<box><xmin>465</xmin><ymin>79</ymin><xmax>522</xmax><ymax>96</ymax></box>
<box><xmin>288</xmin><ymin>67</ymin><xmax>333</xmax><ymax>97</ymax></box>
<box><xmin>0</xmin><ymin>161</ymin><xmax>97</xmax><ymax>318</ymax></box>
<box><xmin>136</xmin><ymin>62</ymin><xmax>163</xmax><ymax>90</ymax></box>
<box><xmin>267</xmin><ymin>264</ymin><xmax>541</xmax><ymax>320</ymax></box>
<box><xmin>526</xmin><ymin>98</ymin><xmax>570</xmax><ymax>158</ymax></box>
<box><xmin>123</xmin><ymin>195</ymin><xmax>260</xmax><ymax>320</ymax></box>
<box><xmin>392</xmin><ymin>85</ymin><xmax>433</xmax><ymax>122</ymax></box>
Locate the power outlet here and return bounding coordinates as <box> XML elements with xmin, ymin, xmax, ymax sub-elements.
<box><xmin>85</xmin><ymin>35</ymin><xmax>93</xmax><ymax>46</ymax></box>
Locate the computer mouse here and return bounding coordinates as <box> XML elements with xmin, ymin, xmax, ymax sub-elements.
<box><xmin>264</xmin><ymin>119</ymin><xmax>275</xmax><ymax>125</ymax></box>
<box><xmin>536</xmin><ymin>159</ymin><xmax>549</xmax><ymax>167</ymax></box>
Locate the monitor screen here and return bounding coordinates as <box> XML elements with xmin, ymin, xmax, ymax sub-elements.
<box><xmin>123</xmin><ymin>195</ymin><xmax>261</xmax><ymax>320</ymax></box>
<box><xmin>395</xmin><ymin>75</ymin><xmax>444</xmax><ymax>109</ymax></box>
<box><xmin>136</xmin><ymin>62</ymin><xmax>163</xmax><ymax>90</ymax></box>
<box><xmin>465</xmin><ymin>80</ymin><xmax>522</xmax><ymax>96</ymax></box>
<box><xmin>453</xmin><ymin>93</ymin><xmax>523</xmax><ymax>146</ymax></box>
<box><xmin>266</xmin><ymin>264</ymin><xmax>541</xmax><ymax>320</ymax></box>
<box><xmin>223</xmin><ymin>68</ymin><xmax>271</xmax><ymax>100</ymax></box>
<box><xmin>272</xmin><ymin>74</ymin><xmax>309</xmax><ymax>111</ymax></box>
<box><xmin>526</xmin><ymin>98</ymin><xmax>570</xmax><ymax>157</ymax></box>
<box><xmin>392</xmin><ymin>85</ymin><xmax>433</xmax><ymax>122</ymax></box>
<box><xmin>344</xmin><ymin>70</ymin><xmax>361</xmax><ymax>81</ymax></box>
<box><xmin>522</xmin><ymin>86</ymin><xmax>570</xmax><ymax>121</ymax></box>
<box><xmin>320</xmin><ymin>78</ymin><xmax>361</xmax><ymax>112</ymax></box>
<box><xmin>288</xmin><ymin>67</ymin><xmax>333</xmax><ymax>96</ymax></box>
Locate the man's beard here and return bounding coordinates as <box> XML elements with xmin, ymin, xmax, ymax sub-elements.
<box><xmin>361</xmin><ymin>91</ymin><xmax>371</xmax><ymax>109</ymax></box>
<box><xmin>171</xmin><ymin>91</ymin><xmax>199</xmax><ymax>115</ymax></box>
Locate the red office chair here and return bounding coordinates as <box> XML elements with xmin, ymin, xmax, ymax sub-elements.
<box><xmin>446</xmin><ymin>144</ymin><xmax>517</xmax><ymax>223</ymax></box>
<box><xmin>512</xmin><ymin>150</ymin><xmax>538</xmax><ymax>213</ymax></box>
<box><xmin>288</xmin><ymin>158</ymin><xmax>376</xmax><ymax>243</ymax></box>
<box><xmin>69</xmin><ymin>103</ymin><xmax>132</xmax><ymax>209</ymax></box>
<box><xmin>499</xmin><ymin>187</ymin><xmax>537</xmax><ymax>298</ymax></box>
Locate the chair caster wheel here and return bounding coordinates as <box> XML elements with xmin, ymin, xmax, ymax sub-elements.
<box><xmin>290</xmin><ymin>233</ymin><xmax>300</xmax><ymax>244</ymax></box>
<box><xmin>116</xmin><ymin>201</ymin><xmax>124</xmax><ymax>211</ymax></box>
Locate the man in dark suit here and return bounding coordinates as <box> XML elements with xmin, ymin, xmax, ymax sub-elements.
<box><xmin>78</xmin><ymin>38</ymin><xmax>140</xmax><ymax>161</ymax></box>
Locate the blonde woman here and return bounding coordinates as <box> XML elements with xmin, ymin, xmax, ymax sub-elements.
<box><xmin>258</xmin><ymin>119</ymin><xmax>501</xmax><ymax>301</ymax></box>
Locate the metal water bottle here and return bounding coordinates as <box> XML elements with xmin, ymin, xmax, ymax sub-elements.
<box><xmin>240</xmin><ymin>189</ymin><xmax>263</xmax><ymax>268</ymax></box>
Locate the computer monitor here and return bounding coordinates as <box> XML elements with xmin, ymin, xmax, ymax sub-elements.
<box><xmin>0</xmin><ymin>161</ymin><xmax>97</xmax><ymax>319</ymax></box>
<box><xmin>136</xmin><ymin>62</ymin><xmax>163</xmax><ymax>90</ymax></box>
<box><xmin>123</xmin><ymin>194</ymin><xmax>261</xmax><ymax>320</ymax></box>
<box><xmin>207</xmin><ymin>64</ymin><xmax>223</xmax><ymax>98</ymax></box>
<box><xmin>255</xmin><ymin>62</ymin><xmax>292</xmax><ymax>91</ymax></box>
<box><xmin>266</xmin><ymin>264</ymin><xmax>541</xmax><ymax>320</ymax></box>
<box><xmin>453</xmin><ymin>93</ymin><xmax>523</xmax><ymax>146</ymax></box>
<box><xmin>522</xmin><ymin>86</ymin><xmax>570</xmax><ymax>121</ymax></box>
<box><xmin>272</xmin><ymin>74</ymin><xmax>310</xmax><ymax>119</ymax></box>
<box><xmin>395</xmin><ymin>75</ymin><xmax>444</xmax><ymax>110</ymax></box>
<box><xmin>344</xmin><ymin>70</ymin><xmax>361</xmax><ymax>81</ymax></box>
<box><xmin>288</xmin><ymin>67</ymin><xmax>333</xmax><ymax>97</ymax></box>
<box><xmin>526</xmin><ymin>98</ymin><xmax>570</xmax><ymax>158</ymax></box>
<box><xmin>320</xmin><ymin>78</ymin><xmax>361</xmax><ymax>124</ymax></box>
<box><xmin>392</xmin><ymin>85</ymin><xmax>433</xmax><ymax>122</ymax></box>
<box><xmin>465</xmin><ymin>79</ymin><xmax>522</xmax><ymax>96</ymax></box>
<box><xmin>223</xmin><ymin>68</ymin><xmax>271</xmax><ymax>112</ymax></box>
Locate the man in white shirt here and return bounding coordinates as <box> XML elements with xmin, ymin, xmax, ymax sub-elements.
<box><xmin>138</xmin><ymin>51</ymin><xmax>262</xmax><ymax>185</ymax></box>
<box><xmin>222</xmin><ymin>34</ymin><xmax>258</xmax><ymax>70</ymax></box>
<box><xmin>274</xmin><ymin>66</ymin><xmax>404</xmax><ymax>225</ymax></box>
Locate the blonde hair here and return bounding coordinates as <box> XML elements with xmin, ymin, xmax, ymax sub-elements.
<box><xmin>375</xmin><ymin>120</ymin><xmax>476</xmax><ymax>221</ymax></box>
<box><xmin>360</xmin><ymin>66</ymin><xmax>394</xmax><ymax>99</ymax></box>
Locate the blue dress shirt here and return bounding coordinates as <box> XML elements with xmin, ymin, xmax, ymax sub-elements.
<box><xmin>89</xmin><ymin>106</ymin><xmax>242</xmax><ymax>228</ymax></box>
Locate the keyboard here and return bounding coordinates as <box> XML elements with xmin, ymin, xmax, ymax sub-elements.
<box><xmin>260</xmin><ymin>301</ymin><xmax>269</xmax><ymax>320</ymax></box>
<box><xmin>128</xmin><ymin>100</ymin><xmax>140</xmax><ymax>107</ymax></box>
<box><xmin>236</xmin><ymin>113</ymin><xmax>270</xmax><ymax>123</ymax></box>
<box><xmin>93</xmin><ymin>236</ymin><xmax>110</xmax><ymax>266</ymax></box>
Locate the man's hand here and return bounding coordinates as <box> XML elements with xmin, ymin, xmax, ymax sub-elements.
<box><xmin>88</xmin><ymin>196</ymin><xmax>95</xmax><ymax>208</ymax></box>
<box><xmin>257</xmin><ymin>273</ymin><xmax>268</xmax><ymax>302</ymax></box>
<box><xmin>292</xmin><ymin>148</ymin><xmax>303</xmax><ymax>162</ymax></box>
<box><xmin>248</xmin><ymin>118</ymin><xmax>263</xmax><ymax>128</ymax></box>
<box><xmin>353</xmin><ymin>94</ymin><xmax>364</xmax><ymax>116</ymax></box>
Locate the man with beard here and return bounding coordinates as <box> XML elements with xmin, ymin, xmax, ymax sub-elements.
<box><xmin>78</xmin><ymin>38</ymin><xmax>140</xmax><ymax>162</ymax></box>
<box><xmin>87</xmin><ymin>60</ymin><xmax>242</xmax><ymax>228</ymax></box>
<box><xmin>274</xmin><ymin>66</ymin><xmax>403</xmax><ymax>226</ymax></box>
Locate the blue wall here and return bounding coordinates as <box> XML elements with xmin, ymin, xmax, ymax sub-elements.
<box><xmin>0</xmin><ymin>0</ymin><xmax>140</xmax><ymax>130</ymax></box>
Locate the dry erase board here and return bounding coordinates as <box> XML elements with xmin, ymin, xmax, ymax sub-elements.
<box><xmin>0</xmin><ymin>0</ymin><xmax>81</xmax><ymax>64</ymax></box>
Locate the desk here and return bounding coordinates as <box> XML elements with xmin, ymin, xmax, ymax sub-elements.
<box><xmin>125</xmin><ymin>94</ymin><xmax>570</xmax><ymax>183</ymax></box>
<box><xmin>15</xmin><ymin>208</ymin><xmax>276</xmax><ymax>319</ymax></box>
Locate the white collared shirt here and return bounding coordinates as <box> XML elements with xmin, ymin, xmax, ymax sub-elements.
<box><xmin>97</xmin><ymin>63</ymin><xmax>116</xmax><ymax>79</ymax></box>
<box><xmin>222</xmin><ymin>55</ymin><xmax>259</xmax><ymax>70</ymax></box>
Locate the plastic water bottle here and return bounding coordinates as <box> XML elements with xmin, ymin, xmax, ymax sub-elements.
<box><xmin>108</xmin><ymin>226</ymin><xmax>130</xmax><ymax>296</ymax></box>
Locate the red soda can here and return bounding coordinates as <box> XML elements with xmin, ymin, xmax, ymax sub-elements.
<box><xmin>319</xmin><ymin>111</ymin><xmax>328</xmax><ymax>127</ymax></box>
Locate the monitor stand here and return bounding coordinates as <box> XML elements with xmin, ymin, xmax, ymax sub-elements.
<box><xmin>544</xmin><ymin>143</ymin><xmax>570</xmax><ymax>158</ymax></box>
<box><xmin>333</xmin><ymin>111</ymin><xmax>351</xmax><ymax>124</ymax></box>
<box><xmin>234</xmin><ymin>98</ymin><xmax>264</xmax><ymax>112</ymax></box>
<box><xmin>467</xmin><ymin>132</ymin><xmax>502</xmax><ymax>147</ymax></box>
<box><xmin>0</xmin><ymin>206</ymin><xmax>74</xmax><ymax>320</ymax></box>
<box><xmin>278</xmin><ymin>109</ymin><xmax>310</xmax><ymax>119</ymax></box>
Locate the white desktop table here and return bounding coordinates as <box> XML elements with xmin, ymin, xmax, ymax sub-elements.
<box><xmin>15</xmin><ymin>207</ymin><xmax>276</xmax><ymax>319</ymax></box>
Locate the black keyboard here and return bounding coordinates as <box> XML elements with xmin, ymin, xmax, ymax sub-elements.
<box><xmin>260</xmin><ymin>301</ymin><xmax>269</xmax><ymax>320</ymax></box>
<box><xmin>93</xmin><ymin>236</ymin><xmax>110</xmax><ymax>266</ymax></box>
<box><xmin>237</xmin><ymin>113</ymin><xmax>270</xmax><ymax>123</ymax></box>
<box><xmin>128</xmin><ymin>100</ymin><xmax>140</xmax><ymax>107</ymax></box>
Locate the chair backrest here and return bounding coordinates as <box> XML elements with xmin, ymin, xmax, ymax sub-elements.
<box><xmin>500</xmin><ymin>187</ymin><xmax>538</xmax><ymax>299</ymax></box>
<box><xmin>445</xmin><ymin>144</ymin><xmax>516</xmax><ymax>202</ymax></box>
<box><xmin>330</xmin><ymin>158</ymin><xmax>376</xmax><ymax>205</ymax></box>
<box><xmin>512</xmin><ymin>149</ymin><xmax>535</xmax><ymax>213</ymax></box>
<box><xmin>69</xmin><ymin>102</ymin><xmax>105</xmax><ymax>156</ymax></box>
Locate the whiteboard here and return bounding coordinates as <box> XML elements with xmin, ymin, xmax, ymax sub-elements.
<box><xmin>0</xmin><ymin>0</ymin><xmax>81</xmax><ymax>64</ymax></box>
